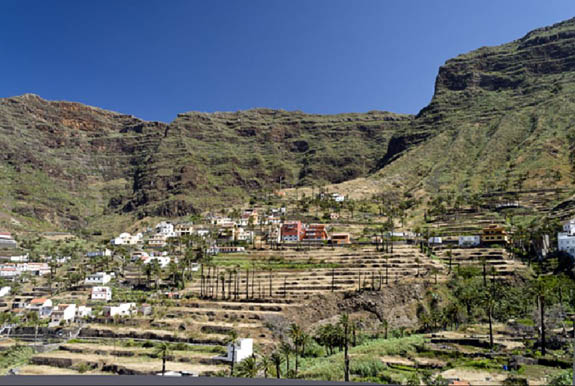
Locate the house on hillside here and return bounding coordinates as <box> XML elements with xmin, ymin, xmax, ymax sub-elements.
<box><xmin>428</xmin><ymin>237</ymin><xmax>442</xmax><ymax>245</ymax></box>
<box><xmin>85</xmin><ymin>272</ymin><xmax>112</xmax><ymax>286</ymax></box>
<box><xmin>142</xmin><ymin>255</ymin><xmax>171</xmax><ymax>268</ymax></box>
<box><xmin>26</xmin><ymin>298</ymin><xmax>53</xmax><ymax>318</ymax></box>
<box><xmin>216</xmin><ymin>338</ymin><xmax>253</xmax><ymax>363</ymax></box>
<box><xmin>195</xmin><ymin>228</ymin><xmax>210</xmax><ymax>238</ymax></box>
<box><xmin>86</xmin><ymin>249</ymin><xmax>112</xmax><ymax>258</ymax></box>
<box><xmin>175</xmin><ymin>223</ymin><xmax>194</xmax><ymax>237</ymax></box>
<box><xmin>236</xmin><ymin>227</ymin><xmax>254</xmax><ymax>242</ymax></box>
<box><xmin>332</xmin><ymin>193</ymin><xmax>345</xmax><ymax>202</ymax></box>
<box><xmin>91</xmin><ymin>286</ymin><xmax>112</xmax><ymax>301</ymax></box>
<box><xmin>155</xmin><ymin>221</ymin><xmax>176</xmax><ymax>238</ymax></box>
<box><xmin>0</xmin><ymin>232</ymin><xmax>18</xmax><ymax>249</ymax></box>
<box><xmin>111</xmin><ymin>232</ymin><xmax>143</xmax><ymax>246</ymax></box>
<box><xmin>103</xmin><ymin>303</ymin><xmax>137</xmax><ymax>318</ymax></box>
<box><xmin>147</xmin><ymin>234</ymin><xmax>168</xmax><ymax>248</ymax></box>
<box><xmin>218</xmin><ymin>246</ymin><xmax>246</xmax><ymax>253</ymax></box>
<box><xmin>563</xmin><ymin>219</ymin><xmax>575</xmax><ymax>235</ymax></box>
<box><xmin>0</xmin><ymin>286</ymin><xmax>11</xmax><ymax>297</ymax></box>
<box><xmin>281</xmin><ymin>221</ymin><xmax>304</xmax><ymax>243</ymax></box>
<box><xmin>558</xmin><ymin>218</ymin><xmax>575</xmax><ymax>258</ymax></box>
<box><xmin>481</xmin><ymin>225</ymin><xmax>509</xmax><ymax>244</ymax></box>
<box><xmin>458</xmin><ymin>235</ymin><xmax>480</xmax><ymax>247</ymax></box>
<box><xmin>303</xmin><ymin>224</ymin><xmax>329</xmax><ymax>242</ymax></box>
<box><xmin>238</xmin><ymin>210</ymin><xmax>259</xmax><ymax>227</ymax></box>
<box><xmin>51</xmin><ymin>304</ymin><xmax>76</xmax><ymax>324</ymax></box>
<box><xmin>218</xmin><ymin>223</ymin><xmax>237</xmax><ymax>241</ymax></box>
<box><xmin>76</xmin><ymin>305</ymin><xmax>93</xmax><ymax>319</ymax></box>
<box><xmin>331</xmin><ymin>233</ymin><xmax>351</xmax><ymax>245</ymax></box>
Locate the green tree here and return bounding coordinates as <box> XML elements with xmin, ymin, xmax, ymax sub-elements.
<box><xmin>270</xmin><ymin>351</ymin><xmax>284</xmax><ymax>379</ymax></box>
<box><xmin>224</xmin><ymin>330</ymin><xmax>239</xmax><ymax>375</ymax></box>
<box><xmin>235</xmin><ymin>356</ymin><xmax>258</xmax><ymax>378</ymax></box>
<box><xmin>154</xmin><ymin>342</ymin><xmax>171</xmax><ymax>376</ymax></box>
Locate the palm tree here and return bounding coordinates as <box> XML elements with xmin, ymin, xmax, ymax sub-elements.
<box><xmin>280</xmin><ymin>341</ymin><xmax>292</xmax><ymax>374</ymax></box>
<box><xmin>224</xmin><ymin>330</ymin><xmax>239</xmax><ymax>375</ymax></box>
<box><xmin>288</xmin><ymin>323</ymin><xmax>303</xmax><ymax>375</ymax></box>
<box><xmin>235</xmin><ymin>356</ymin><xmax>258</xmax><ymax>378</ymax></box>
<box><xmin>258</xmin><ymin>354</ymin><xmax>273</xmax><ymax>378</ymax></box>
<box><xmin>532</xmin><ymin>276</ymin><xmax>556</xmax><ymax>356</ymax></box>
<box><xmin>339</xmin><ymin>314</ymin><xmax>351</xmax><ymax>382</ymax></box>
<box><xmin>270</xmin><ymin>351</ymin><xmax>284</xmax><ymax>379</ymax></box>
<box><xmin>154</xmin><ymin>342</ymin><xmax>171</xmax><ymax>376</ymax></box>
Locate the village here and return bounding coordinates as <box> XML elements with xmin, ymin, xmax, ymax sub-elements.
<box><xmin>1</xmin><ymin>188</ymin><xmax>575</xmax><ymax>384</ymax></box>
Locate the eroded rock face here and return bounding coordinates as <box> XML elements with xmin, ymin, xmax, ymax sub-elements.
<box><xmin>5</xmin><ymin>18</ymin><xmax>575</xmax><ymax>232</ymax></box>
<box><xmin>0</xmin><ymin>95</ymin><xmax>414</xmax><ymax>231</ymax></box>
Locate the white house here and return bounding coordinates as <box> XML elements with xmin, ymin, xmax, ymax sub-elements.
<box><xmin>91</xmin><ymin>286</ymin><xmax>112</xmax><ymax>301</ymax></box>
<box><xmin>86</xmin><ymin>249</ymin><xmax>112</xmax><ymax>258</ymax></box>
<box><xmin>85</xmin><ymin>272</ymin><xmax>112</xmax><ymax>286</ymax></box>
<box><xmin>428</xmin><ymin>237</ymin><xmax>442</xmax><ymax>245</ymax></box>
<box><xmin>0</xmin><ymin>262</ymin><xmax>49</xmax><ymax>278</ymax></box>
<box><xmin>147</xmin><ymin>234</ymin><xmax>168</xmax><ymax>248</ymax></box>
<box><xmin>51</xmin><ymin>304</ymin><xmax>77</xmax><ymax>324</ymax></box>
<box><xmin>332</xmin><ymin>193</ymin><xmax>345</xmax><ymax>202</ymax></box>
<box><xmin>0</xmin><ymin>286</ymin><xmax>11</xmax><ymax>297</ymax></box>
<box><xmin>563</xmin><ymin>219</ymin><xmax>575</xmax><ymax>235</ymax></box>
<box><xmin>210</xmin><ymin>216</ymin><xmax>233</xmax><ymax>226</ymax></box>
<box><xmin>458</xmin><ymin>235</ymin><xmax>481</xmax><ymax>247</ymax></box>
<box><xmin>104</xmin><ymin>303</ymin><xmax>137</xmax><ymax>318</ymax></box>
<box><xmin>558</xmin><ymin>232</ymin><xmax>575</xmax><ymax>258</ymax></box>
<box><xmin>217</xmin><ymin>338</ymin><xmax>253</xmax><ymax>363</ymax></box>
<box><xmin>76</xmin><ymin>305</ymin><xmax>93</xmax><ymax>319</ymax></box>
<box><xmin>8</xmin><ymin>254</ymin><xmax>29</xmax><ymax>262</ymax></box>
<box><xmin>27</xmin><ymin>298</ymin><xmax>53</xmax><ymax>318</ymax></box>
<box><xmin>196</xmin><ymin>229</ymin><xmax>210</xmax><ymax>238</ymax></box>
<box><xmin>142</xmin><ymin>255</ymin><xmax>171</xmax><ymax>268</ymax></box>
<box><xmin>111</xmin><ymin>232</ymin><xmax>143</xmax><ymax>246</ymax></box>
<box><xmin>0</xmin><ymin>232</ymin><xmax>17</xmax><ymax>249</ymax></box>
<box><xmin>236</xmin><ymin>227</ymin><xmax>254</xmax><ymax>242</ymax></box>
<box><xmin>155</xmin><ymin>221</ymin><xmax>176</xmax><ymax>238</ymax></box>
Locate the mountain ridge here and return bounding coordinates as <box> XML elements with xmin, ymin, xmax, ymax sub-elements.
<box><xmin>4</xmin><ymin>17</ymin><xmax>575</xmax><ymax>234</ymax></box>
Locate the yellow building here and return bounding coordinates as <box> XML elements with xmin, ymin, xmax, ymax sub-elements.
<box><xmin>481</xmin><ymin>224</ymin><xmax>509</xmax><ymax>244</ymax></box>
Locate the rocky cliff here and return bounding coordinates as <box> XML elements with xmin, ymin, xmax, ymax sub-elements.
<box><xmin>4</xmin><ymin>17</ymin><xmax>575</xmax><ymax>233</ymax></box>
<box><xmin>370</xmin><ymin>17</ymin><xmax>575</xmax><ymax>200</ymax></box>
<box><xmin>0</xmin><ymin>95</ymin><xmax>414</xmax><ymax>233</ymax></box>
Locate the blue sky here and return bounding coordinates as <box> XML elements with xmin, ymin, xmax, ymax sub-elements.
<box><xmin>1</xmin><ymin>0</ymin><xmax>575</xmax><ymax>122</ymax></box>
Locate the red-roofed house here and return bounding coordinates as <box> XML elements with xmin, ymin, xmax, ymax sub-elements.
<box><xmin>26</xmin><ymin>298</ymin><xmax>53</xmax><ymax>318</ymax></box>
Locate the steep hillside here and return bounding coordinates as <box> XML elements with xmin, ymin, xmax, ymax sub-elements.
<box><xmin>5</xmin><ymin>17</ymin><xmax>575</xmax><ymax>233</ymax></box>
<box><xmin>122</xmin><ymin>109</ymin><xmax>415</xmax><ymax>217</ymax></box>
<box><xmin>0</xmin><ymin>95</ymin><xmax>414</xmax><ymax>233</ymax></box>
<box><xmin>0</xmin><ymin>94</ymin><xmax>167</xmax><ymax>232</ymax></box>
<box><xmin>339</xmin><ymin>17</ymin><xmax>575</xmax><ymax>203</ymax></box>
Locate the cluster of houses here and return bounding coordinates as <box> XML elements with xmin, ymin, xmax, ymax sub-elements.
<box><xmin>0</xmin><ymin>262</ymin><xmax>50</xmax><ymax>278</ymax></box>
<box><xmin>107</xmin><ymin>207</ymin><xmax>353</xmax><ymax>255</ymax></box>
<box><xmin>278</xmin><ymin>221</ymin><xmax>351</xmax><ymax>245</ymax></box>
<box><xmin>110</xmin><ymin>221</ymin><xmax>197</xmax><ymax>248</ymax></box>
<box><xmin>428</xmin><ymin>224</ymin><xmax>509</xmax><ymax>247</ymax></box>
<box><xmin>9</xmin><ymin>295</ymin><xmax>152</xmax><ymax>326</ymax></box>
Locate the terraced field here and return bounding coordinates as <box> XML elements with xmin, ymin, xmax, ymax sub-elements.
<box><xmin>435</xmin><ymin>247</ymin><xmax>526</xmax><ymax>277</ymax></box>
<box><xmin>27</xmin><ymin>341</ymin><xmax>227</xmax><ymax>375</ymax></box>
<box><xmin>188</xmin><ymin>245</ymin><xmax>447</xmax><ymax>300</ymax></box>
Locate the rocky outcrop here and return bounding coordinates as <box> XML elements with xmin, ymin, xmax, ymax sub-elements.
<box><xmin>0</xmin><ymin>96</ymin><xmax>413</xmax><ymax>233</ymax></box>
